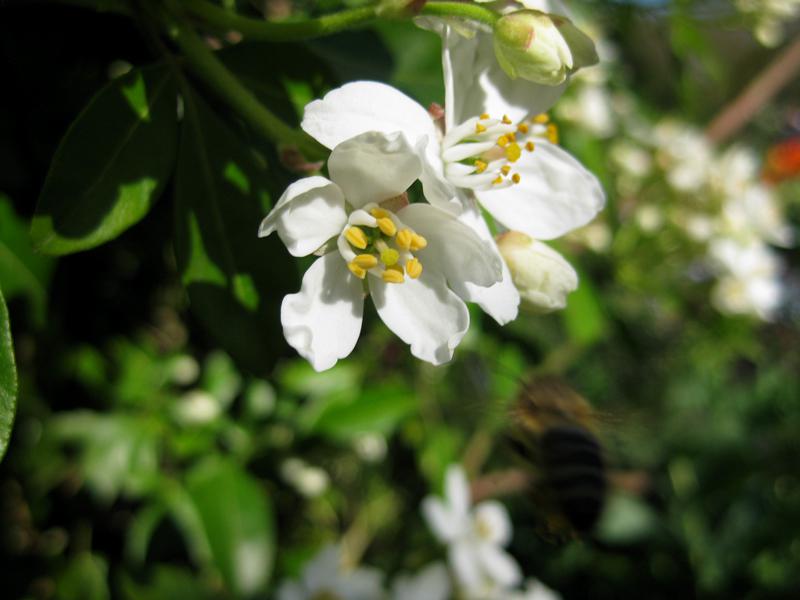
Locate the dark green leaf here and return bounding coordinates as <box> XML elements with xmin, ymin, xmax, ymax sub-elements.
<box><xmin>32</xmin><ymin>64</ymin><xmax>178</xmax><ymax>255</ymax></box>
<box><xmin>120</xmin><ymin>565</ymin><xmax>217</xmax><ymax>600</ymax></box>
<box><xmin>56</xmin><ymin>553</ymin><xmax>110</xmax><ymax>600</ymax></box>
<box><xmin>562</xmin><ymin>270</ymin><xmax>609</xmax><ymax>347</ymax></box>
<box><xmin>0</xmin><ymin>195</ymin><xmax>54</xmax><ymax>325</ymax></box>
<box><xmin>0</xmin><ymin>289</ymin><xmax>17</xmax><ymax>462</ymax></box>
<box><xmin>173</xmin><ymin>87</ymin><xmax>297</xmax><ymax>374</ymax></box>
<box><xmin>186</xmin><ymin>458</ymin><xmax>275</xmax><ymax>597</ymax></box>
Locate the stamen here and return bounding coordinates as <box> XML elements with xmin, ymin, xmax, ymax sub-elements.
<box><xmin>410</xmin><ymin>233</ymin><xmax>427</xmax><ymax>251</ymax></box>
<box><xmin>505</xmin><ymin>142</ymin><xmax>522</xmax><ymax>163</ymax></box>
<box><xmin>345</xmin><ymin>226</ymin><xmax>368</xmax><ymax>250</ymax></box>
<box><xmin>497</xmin><ymin>135</ymin><xmax>510</xmax><ymax>147</ymax></box>
<box><xmin>370</xmin><ymin>207</ymin><xmax>391</xmax><ymax>219</ymax></box>
<box><xmin>547</xmin><ymin>123</ymin><xmax>559</xmax><ymax>144</ymax></box>
<box><xmin>502</xmin><ymin>115</ymin><xmax>512</xmax><ymax>124</ymax></box>
<box><xmin>525</xmin><ymin>141</ymin><xmax>535</xmax><ymax>152</ymax></box>
<box><xmin>352</xmin><ymin>254</ymin><xmax>378</xmax><ymax>269</ymax></box>
<box><xmin>380</xmin><ymin>248</ymin><xmax>400</xmax><ymax>266</ymax></box>
<box><xmin>507</xmin><ymin>132</ymin><xmax>516</xmax><ymax>142</ymax></box>
<box><xmin>347</xmin><ymin>261</ymin><xmax>367</xmax><ymax>279</ymax></box>
<box><xmin>405</xmin><ymin>258</ymin><xmax>423</xmax><ymax>279</ymax></box>
<box><xmin>517</xmin><ymin>123</ymin><xmax>529</xmax><ymax>134</ymax></box>
<box><xmin>533</xmin><ymin>114</ymin><xmax>549</xmax><ymax>124</ymax></box>
<box><xmin>512</xmin><ymin>173</ymin><xmax>521</xmax><ymax>184</ymax></box>
<box><xmin>396</xmin><ymin>228</ymin><xmax>413</xmax><ymax>251</ymax></box>
<box><xmin>501</xmin><ymin>165</ymin><xmax>511</xmax><ymax>176</ymax></box>
<box><xmin>475</xmin><ymin>122</ymin><xmax>487</xmax><ymax>134</ymax></box>
<box><xmin>376</xmin><ymin>217</ymin><xmax>397</xmax><ymax>237</ymax></box>
<box><xmin>382</xmin><ymin>267</ymin><xmax>404</xmax><ymax>284</ymax></box>
<box><xmin>492</xmin><ymin>176</ymin><xmax>504</xmax><ymax>185</ymax></box>
<box><xmin>480</xmin><ymin>113</ymin><xmax>490</xmax><ymax>120</ymax></box>
<box><xmin>474</xmin><ymin>160</ymin><xmax>488</xmax><ymax>174</ymax></box>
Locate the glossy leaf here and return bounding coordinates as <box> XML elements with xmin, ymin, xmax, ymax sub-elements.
<box><xmin>0</xmin><ymin>195</ymin><xmax>54</xmax><ymax>325</ymax></box>
<box><xmin>186</xmin><ymin>458</ymin><xmax>275</xmax><ymax>597</ymax></box>
<box><xmin>32</xmin><ymin>64</ymin><xmax>178</xmax><ymax>255</ymax></box>
<box><xmin>173</xmin><ymin>87</ymin><xmax>297</xmax><ymax>374</ymax></box>
<box><xmin>0</xmin><ymin>289</ymin><xmax>17</xmax><ymax>462</ymax></box>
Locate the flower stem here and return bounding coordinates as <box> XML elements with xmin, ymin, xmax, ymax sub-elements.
<box><xmin>177</xmin><ymin>0</ymin><xmax>499</xmax><ymax>42</ymax></box>
<box><xmin>160</xmin><ymin>6</ymin><xmax>326</xmax><ymax>158</ymax></box>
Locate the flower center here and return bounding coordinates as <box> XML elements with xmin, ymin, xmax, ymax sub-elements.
<box><xmin>441</xmin><ymin>112</ymin><xmax>559</xmax><ymax>190</ymax></box>
<box><xmin>337</xmin><ymin>203</ymin><xmax>427</xmax><ymax>284</ymax></box>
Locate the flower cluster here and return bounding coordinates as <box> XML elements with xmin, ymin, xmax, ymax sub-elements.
<box><xmin>734</xmin><ymin>0</ymin><xmax>800</xmax><ymax>46</ymax></box>
<box><xmin>260</xmin><ymin>2</ymin><xmax>605</xmax><ymax>370</ymax></box>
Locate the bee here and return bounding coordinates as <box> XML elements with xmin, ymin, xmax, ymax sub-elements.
<box><xmin>509</xmin><ymin>376</ymin><xmax>608</xmax><ymax>536</ymax></box>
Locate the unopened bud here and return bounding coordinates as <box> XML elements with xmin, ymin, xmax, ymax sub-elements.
<box><xmin>493</xmin><ymin>10</ymin><xmax>598</xmax><ymax>85</ymax></box>
<box><xmin>496</xmin><ymin>231</ymin><xmax>578</xmax><ymax>313</ymax></box>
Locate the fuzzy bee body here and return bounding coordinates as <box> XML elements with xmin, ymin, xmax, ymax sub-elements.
<box><xmin>511</xmin><ymin>377</ymin><xmax>608</xmax><ymax>535</ymax></box>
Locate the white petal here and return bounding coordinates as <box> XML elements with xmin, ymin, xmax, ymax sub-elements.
<box><xmin>417</xmin><ymin>137</ymin><xmax>461</xmax><ymax>214</ymax></box>
<box><xmin>473</xmin><ymin>501</ymin><xmax>512</xmax><ymax>546</ymax></box>
<box><xmin>422</xmin><ymin>497</ymin><xmax>461</xmax><ymax>542</ymax></box>
<box><xmin>302</xmin><ymin>81</ymin><xmax>438</xmax><ymax>149</ymax></box>
<box><xmin>445</xmin><ymin>464</ymin><xmax>472</xmax><ymax>518</ymax></box>
<box><xmin>259</xmin><ymin>176</ymin><xmax>347</xmax><ymax>257</ymax></box>
<box><xmin>275</xmin><ymin>581</ymin><xmax>305</xmax><ymax>600</ymax></box>
<box><xmin>338</xmin><ymin>568</ymin><xmax>386</xmax><ymax>600</ymax></box>
<box><xmin>370</xmin><ymin>271</ymin><xmax>469</xmax><ymax>365</ymax></box>
<box><xmin>328</xmin><ymin>131</ymin><xmax>422</xmax><ymax>208</ymax></box>
<box><xmin>448</xmin><ymin>196</ymin><xmax>520</xmax><ymax>325</ymax></box>
<box><xmin>443</xmin><ymin>26</ymin><xmax>567</xmax><ymax>130</ymax></box>
<box><xmin>474</xmin><ymin>141</ymin><xmax>605</xmax><ymax>240</ymax></box>
<box><xmin>450</xmin><ymin>542</ymin><xmax>483</xmax><ymax>589</ymax></box>
<box><xmin>391</xmin><ymin>563</ymin><xmax>451</xmax><ymax>600</ymax></box>
<box><xmin>303</xmin><ymin>544</ymin><xmax>341</xmax><ymax>590</ymax></box>
<box><xmin>281</xmin><ymin>254</ymin><xmax>364</xmax><ymax>372</ymax></box>
<box><xmin>397</xmin><ymin>203</ymin><xmax>502</xmax><ymax>288</ymax></box>
<box><xmin>476</xmin><ymin>544</ymin><xmax>522</xmax><ymax>588</ymax></box>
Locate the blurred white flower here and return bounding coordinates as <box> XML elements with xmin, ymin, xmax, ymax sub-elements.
<box><xmin>708</xmin><ymin>239</ymin><xmax>784</xmax><ymax>320</ymax></box>
<box><xmin>653</xmin><ymin>120</ymin><xmax>713</xmax><ymax>192</ymax></box>
<box><xmin>735</xmin><ymin>0</ymin><xmax>800</xmax><ymax>46</ymax></box>
<box><xmin>276</xmin><ymin>544</ymin><xmax>385</xmax><ymax>600</ymax></box>
<box><xmin>556</xmin><ymin>84</ymin><xmax>616</xmax><ymax>137</ymax></box>
<box><xmin>422</xmin><ymin>465</ymin><xmax>522</xmax><ymax>594</ymax></box>
<box><xmin>353</xmin><ymin>433</ymin><xmax>388</xmax><ymax>463</ymax></box>
<box><xmin>280</xmin><ymin>457</ymin><xmax>330</xmax><ymax>498</ymax></box>
<box><xmin>172</xmin><ymin>390</ymin><xmax>221</xmax><ymax>426</ymax></box>
<box><xmin>391</xmin><ymin>562</ymin><xmax>451</xmax><ymax>600</ymax></box>
<box><xmin>720</xmin><ymin>184</ymin><xmax>794</xmax><ymax>247</ymax></box>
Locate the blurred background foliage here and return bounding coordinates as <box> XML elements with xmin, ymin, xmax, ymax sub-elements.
<box><xmin>1</xmin><ymin>0</ymin><xmax>800</xmax><ymax>598</ymax></box>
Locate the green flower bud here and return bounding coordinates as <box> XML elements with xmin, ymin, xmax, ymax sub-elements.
<box><xmin>496</xmin><ymin>231</ymin><xmax>578</xmax><ymax>313</ymax></box>
<box><xmin>493</xmin><ymin>10</ymin><xmax>599</xmax><ymax>85</ymax></box>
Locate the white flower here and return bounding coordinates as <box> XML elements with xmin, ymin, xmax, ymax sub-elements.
<box><xmin>391</xmin><ymin>563</ymin><xmax>451</xmax><ymax>600</ymax></box>
<box><xmin>260</xmin><ymin>130</ymin><xmax>503</xmax><ymax>371</ymax></box>
<box><xmin>719</xmin><ymin>184</ymin><xmax>794</xmax><ymax>248</ymax></box>
<box><xmin>708</xmin><ymin>238</ymin><xmax>784</xmax><ymax>320</ymax></box>
<box><xmin>302</xmin><ymin>78</ymin><xmax>604</xmax><ymax>322</ymax></box>
<box><xmin>280</xmin><ymin>457</ymin><xmax>330</xmax><ymax>498</ymax></box>
<box><xmin>276</xmin><ymin>544</ymin><xmax>385</xmax><ymax>600</ymax></box>
<box><xmin>422</xmin><ymin>465</ymin><xmax>522</xmax><ymax>593</ymax></box>
<box><xmin>495</xmin><ymin>231</ymin><xmax>578</xmax><ymax>312</ymax></box>
<box><xmin>653</xmin><ymin>120</ymin><xmax>713</xmax><ymax>193</ymax></box>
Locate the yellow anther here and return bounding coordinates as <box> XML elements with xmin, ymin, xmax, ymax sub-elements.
<box><xmin>492</xmin><ymin>176</ymin><xmax>504</xmax><ymax>185</ymax></box>
<box><xmin>370</xmin><ymin>207</ymin><xmax>391</xmax><ymax>219</ymax></box>
<box><xmin>502</xmin><ymin>114</ymin><xmax>512</xmax><ymax>124</ymax></box>
<box><xmin>347</xmin><ymin>261</ymin><xmax>367</xmax><ymax>279</ymax></box>
<box><xmin>517</xmin><ymin>123</ymin><xmax>529</xmax><ymax>134</ymax></box>
<box><xmin>377</xmin><ymin>217</ymin><xmax>397</xmax><ymax>237</ymax></box>
<box><xmin>380</xmin><ymin>248</ymin><xmax>400</xmax><ymax>266</ymax></box>
<box><xmin>382</xmin><ymin>267</ymin><xmax>404</xmax><ymax>284</ymax></box>
<box><xmin>345</xmin><ymin>226</ymin><xmax>368</xmax><ymax>250</ymax></box>
<box><xmin>480</xmin><ymin>113</ymin><xmax>490</xmax><ymax>120</ymax></box>
<box><xmin>533</xmin><ymin>113</ymin><xmax>550</xmax><ymax>124</ymax></box>
<box><xmin>396</xmin><ymin>228</ymin><xmax>414</xmax><ymax>250</ymax></box>
<box><xmin>474</xmin><ymin>160</ymin><xmax>488</xmax><ymax>174</ymax></box>
<box><xmin>512</xmin><ymin>173</ymin><xmax>521</xmax><ymax>184</ymax></box>
<box><xmin>352</xmin><ymin>254</ymin><xmax>378</xmax><ymax>269</ymax></box>
<box><xmin>547</xmin><ymin>123</ymin><xmax>559</xmax><ymax>144</ymax></box>
<box><xmin>410</xmin><ymin>233</ymin><xmax>428</xmax><ymax>251</ymax></box>
<box><xmin>501</xmin><ymin>165</ymin><xmax>511</xmax><ymax>176</ymax></box>
<box><xmin>525</xmin><ymin>141</ymin><xmax>535</xmax><ymax>152</ymax></box>
<box><xmin>475</xmin><ymin>122</ymin><xmax>487</xmax><ymax>134</ymax></box>
<box><xmin>496</xmin><ymin>135</ymin><xmax>510</xmax><ymax>147</ymax></box>
<box><xmin>507</xmin><ymin>132</ymin><xmax>516</xmax><ymax>142</ymax></box>
<box><xmin>505</xmin><ymin>142</ymin><xmax>522</xmax><ymax>163</ymax></box>
<box><xmin>405</xmin><ymin>258</ymin><xmax>423</xmax><ymax>279</ymax></box>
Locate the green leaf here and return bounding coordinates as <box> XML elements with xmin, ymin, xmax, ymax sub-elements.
<box><xmin>32</xmin><ymin>64</ymin><xmax>178</xmax><ymax>255</ymax></box>
<box><xmin>120</xmin><ymin>565</ymin><xmax>217</xmax><ymax>600</ymax></box>
<box><xmin>56</xmin><ymin>553</ymin><xmax>110</xmax><ymax>600</ymax></box>
<box><xmin>186</xmin><ymin>458</ymin><xmax>275</xmax><ymax>597</ymax></box>
<box><xmin>0</xmin><ymin>195</ymin><xmax>54</xmax><ymax>325</ymax></box>
<box><xmin>173</xmin><ymin>87</ymin><xmax>297</xmax><ymax>374</ymax></box>
<box><xmin>562</xmin><ymin>270</ymin><xmax>609</xmax><ymax>347</ymax></box>
<box><xmin>0</xmin><ymin>289</ymin><xmax>17</xmax><ymax>462</ymax></box>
